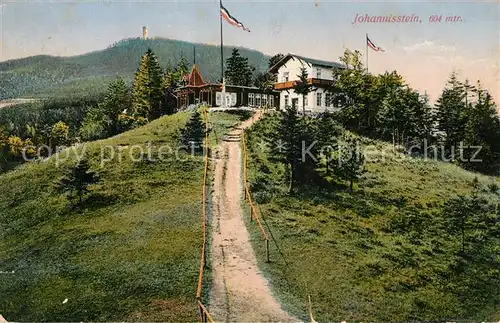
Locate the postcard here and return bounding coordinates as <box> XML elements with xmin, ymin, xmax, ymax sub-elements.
<box><xmin>1</xmin><ymin>1</ymin><xmax>499</xmax><ymax>322</ymax></box>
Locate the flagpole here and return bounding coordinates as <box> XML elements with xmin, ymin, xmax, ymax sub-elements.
<box><xmin>220</xmin><ymin>0</ymin><xmax>226</xmax><ymax>108</ymax></box>
<box><xmin>220</xmin><ymin>0</ymin><xmax>224</xmax><ymax>82</ymax></box>
<box><xmin>366</xmin><ymin>33</ymin><xmax>369</xmax><ymax>73</ymax></box>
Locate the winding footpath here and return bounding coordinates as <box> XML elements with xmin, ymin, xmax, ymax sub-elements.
<box><xmin>209</xmin><ymin>111</ymin><xmax>298</xmax><ymax>322</ymax></box>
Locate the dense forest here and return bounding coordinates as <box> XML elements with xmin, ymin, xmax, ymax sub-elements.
<box><xmin>0</xmin><ymin>37</ymin><xmax>270</xmax><ymax>99</ymax></box>
<box><xmin>0</xmin><ymin>47</ymin><xmax>274</xmax><ymax>173</ymax></box>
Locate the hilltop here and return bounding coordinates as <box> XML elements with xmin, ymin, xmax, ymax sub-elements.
<box><xmin>0</xmin><ymin>37</ymin><xmax>270</xmax><ymax>99</ymax></box>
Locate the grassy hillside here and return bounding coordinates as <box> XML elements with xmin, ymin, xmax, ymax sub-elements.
<box><xmin>0</xmin><ymin>110</ymin><xmax>246</xmax><ymax>321</ymax></box>
<box><xmin>0</xmin><ymin>38</ymin><xmax>270</xmax><ymax>99</ymax></box>
<box><xmin>244</xmin><ymin>114</ymin><xmax>500</xmax><ymax>321</ymax></box>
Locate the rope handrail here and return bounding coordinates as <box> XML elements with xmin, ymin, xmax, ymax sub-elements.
<box><xmin>242</xmin><ymin>122</ymin><xmax>317</xmax><ymax>322</ymax></box>
<box><xmin>196</xmin><ymin>108</ymin><xmax>215</xmax><ymax>322</ymax></box>
<box><xmin>242</xmin><ymin>131</ymin><xmax>269</xmax><ymax>242</ymax></box>
<box><xmin>197</xmin><ymin>300</ymin><xmax>215</xmax><ymax>323</ymax></box>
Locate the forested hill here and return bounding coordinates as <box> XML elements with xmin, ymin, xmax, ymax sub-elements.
<box><xmin>0</xmin><ymin>37</ymin><xmax>270</xmax><ymax>99</ymax></box>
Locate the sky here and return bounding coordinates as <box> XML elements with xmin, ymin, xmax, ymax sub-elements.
<box><xmin>0</xmin><ymin>0</ymin><xmax>499</xmax><ymax>102</ymax></box>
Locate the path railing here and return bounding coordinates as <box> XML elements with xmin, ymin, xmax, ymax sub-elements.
<box><xmin>241</xmin><ymin>130</ymin><xmax>270</xmax><ymax>262</ymax></box>
<box><xmin>242</xmin><ymin>124</ymin><xmax>317</xmax><ymax>322</ymax></box>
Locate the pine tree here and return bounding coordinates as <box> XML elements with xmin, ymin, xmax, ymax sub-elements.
<box><xmin>435</xmin><ymin>71</ymin><xmax>468</xmax><ymax>158</ymax></box>
<box><xmin>293</xmin><ymin>67</ymin><xmax>314</xmax><ymax>116</ymax></box>
<box><xmin>253</xmin><ymin>72</ymin><xmax>275</xmax><ymax>95</ymax></box>
<box><xmin>225</xmin><ymin>48</ymin><xmax>253</xmax><ymax>86</ymax></box>
<box><xmin>80</xmin><ymin>77</ymin><xmax>132</xmax><ymax>141</ymax></box>
<box><xmin>268</xmin><ymin>53</ymin><xmax>284</xmax><ymax>69</ymax></box>
<box><xmin>175</xmin><ymin>57</ymin><xmax>189</xmax><ymax>86</ymax></box>
<box><xmin>162</xmin><ymin>58</ymin><xmax>191</xmax><ymax>114</ymax></box>
<box><xmin>335</xmin><ymin>134</ymin><xmax>366</xmax><ymax>191</ymax></box>
<box><xmin>275</xmin><ymin>105</ymin><xmax>302</xmax><ymax>193</ymax></box>
<box><xmin>59</xmin><ymin>159</ymin><xmax>99</xmax><ymax>208</ymax></box>
<box><xmin>461</xmin><ymin>83</ymin><xmax>500</xmax><ymax>173</ymax></box>
<box><xmin>102</xmin><ymin>77</ymin><xmax>132</xmax><ymax>136</ymax></box>
<box><xmin>253</xmin><ymin>53</ymin><xmax>285</xmax><ymax>102</ymax></box>
<box><xmin>180</xmin><ymin>111</ymin><xmax>206</xmax><ymax>153</ymax></box>
<box><xmin>316</xmin><ymin>113</ymin><xmax>342</xmax><ymax>176</ymax></box>
<box><xmin>132</xmin><ymin>49</ymin><xmax>164</xmax><ymax>120</ymax></box>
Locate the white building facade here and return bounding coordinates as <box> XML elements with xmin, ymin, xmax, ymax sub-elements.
<box><xmin>269</xmin><ymin>54</ymin><xmax>346</xmax><ymax>113</ymax></box>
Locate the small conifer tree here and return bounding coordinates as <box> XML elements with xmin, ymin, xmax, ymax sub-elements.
<box><xmin>293</xmin><ymin>67</ymin><xmax>314</xmax><ymax>116</ymax></box>
<box><xmin>336</xmin><ymin>135</ymin><xmax>366</xmax><ymax>191</ymax></box>
<box><xmin>59</xmin><ymin>159</ymin><xmax>99</xmax><ymax>208</ymax></box>
<box><xmin>180</xmin><ymin>111</ymin><xmax>206</xmax><ymax>153</ymax></box>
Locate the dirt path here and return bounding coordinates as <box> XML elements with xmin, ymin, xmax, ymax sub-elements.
<box><xmin>209</xmin><ymin>111</ymin><xmax>299</xmax><ymax>322</ymax></box>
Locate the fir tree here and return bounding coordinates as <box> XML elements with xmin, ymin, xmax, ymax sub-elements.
<box><xmin>162</xmin><ymin>58</ymin><xmax>191</xmax><ymax>114</ymax></box>
<box><xmin>180</xmin><ymin>111</ymin><xmax>206</xmax><ymax>153</ymax></box>
<box><xmin>102</xmin><ymin>77</ymin><xmax>132</xmax><ymax>136</ymax></box>
<box><xmin>132</xmin><ymin>49</ymin><xmax>164</xmax><ymax>120</ymax></box>
<box><xmin>275</xmin><ymin>105</ymin><xmax>302</xmax><ymax>192</ymax></box>
<box><xmin>316</xmin><ymin>113</ymin><xmax>342</xmax><ymax>176</ymax></box>
<box><xmin>335</xmin><ymin>134</ymin><xmax>366</xmax><ymax>191</ymax></box>
<box><xmin>253</xmin><ymin>53</ymin><xmax>285</xmax><ymax>103</ymax></box>
<box><xmin>293</xmin><ymin>67</ymin><xmax>314</xmax><ymax>116</ymax></box>
<box><xmin>80</xmin><ymin>77</ymin><xmax>132</xmax><ymax>141</ymax></box>
<box><xmin>59</xmin><ymin>159</ymin><xmax>99</xmax><ymax>208</ymax></box>
<box><xmin>225</xmin><ymin>48</ymin><xmax>253</xmax><ymax>86</ymax></box>
<box><xmin>434</xmin><ymin>71</ymin><xmax>468</xmax><ymax>158</ymax></box>
<box><xmin>175</xmin><ymin>57</ymin><xmax>190</xmax><ymax>86</ymax></box>
<box><xmin>268</xmin><ymin>53</ymin><xmax>284</xmax><ymax>69</ymax></box>
<box><xmin>461</xmin><ymin>83</ymin><xmax>500</xmax><ymax>173</ymax></box>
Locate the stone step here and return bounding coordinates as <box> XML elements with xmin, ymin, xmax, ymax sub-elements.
<box><xmin>223</xmin><ymin>138</ymin><xmax>241</xmax><ymax>142</ymax></box>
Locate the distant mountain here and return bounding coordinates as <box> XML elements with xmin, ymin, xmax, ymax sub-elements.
<box><xmin>0</xmin><ymin>37</ymin><xmax>271</xmax><ymax>99</ymax></box>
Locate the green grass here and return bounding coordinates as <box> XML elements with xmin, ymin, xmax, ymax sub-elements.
<box><xmin>244</xmin><ymin>114</ymin><xmax>500</xmax><ymax>321</ymax></box>
<box><xmin>0</xmin><ymin>110</ymin><xmax>245</xmax><ymax>321</ymax></box>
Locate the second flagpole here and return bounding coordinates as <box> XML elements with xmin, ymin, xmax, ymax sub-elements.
<box><xmin>365</xmin><ymin>33</ymin><xmax>369</xmax><ymax>73</ymax></box>
<box><xmin>220</xmin><ymin>0</ymin><xmax>226</xmax><ymax>108</ymax></box>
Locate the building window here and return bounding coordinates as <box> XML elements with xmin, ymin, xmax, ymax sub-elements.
<box><xmin>269</xmin><ymin>95</ymin><xmax>274</xmax><ymax>107</ymax></box>
<box><xmin>262</xmin><ymin>94</ymin><xmax>267</xmax><ymax>107</ymax></box>
<box><xmin>316</xmin><ymin>68</ymin><xmax>322</xmax><ymax>79</ymax></box>
<box><xmin>316</xmin><ymin>92</ymin><xmax>323</xmax><ymax>107</ymax></box>
<box><xmin>284</xmin><ymin>95</ymin><xmax>289</xmax><ymax>107</ymax></box>
<box><xmin>325</xmin><ymin>92</ymin><xmax>332</xmax><ymax>107</ymax></box>
<box><xmin>283</xmin><ymin>72</ymin><xmax>289</xmax><ymax>82</ymax></box>
<box><xmin>256</xmin><ymin>94</ymin><xmax>261</xmax><ymax>107</ymax></box>
<box><xmin>248</xmin><ymin>93</ymin><xmax>254</xmax><ymax>106</ymax></box>
<box><xmin>304</xmin><ymin>96</ymin><xmax>308</xmax><ymax>108</ymax></box>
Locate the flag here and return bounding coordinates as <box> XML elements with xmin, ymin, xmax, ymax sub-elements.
<box><xmin>220</xmin><ymin>3</ymin><xmax>250</xmax><ymax>32</ymax></box>
<box><xmin>367</xmin><ymin>35</ymin><xmax>385</xmax><ymax>52</ymax></box>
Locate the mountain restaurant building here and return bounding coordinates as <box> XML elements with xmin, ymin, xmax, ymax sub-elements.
<box><xmin>175</xmin><ymin>64</ymin><xmax>279</xmax><ymax>110</ymax></box>
<box><xmin>268</xmin><ymin>53</ymin><xmax>347</xmax><ymax>113</ymax></box>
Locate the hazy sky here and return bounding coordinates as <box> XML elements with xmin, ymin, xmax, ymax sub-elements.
<box><xmin>0</xmin><ymin>0</ymin><xmax>499</xmax><ymax>102</ymax></box>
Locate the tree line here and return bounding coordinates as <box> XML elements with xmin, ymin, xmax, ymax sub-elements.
<box><xmin>0</xmin><ymin>46</ymin><xmax>273</xmax><ymax>173</ymax></box>
<box><xmin>289</xmin><ymin>49</ymin><xmax>500</xmax><ymax>175</ymax></box>
<box><xmin>0</xmin><ymin>49</ymin><xmax>191</xmax><ymax>172</ymax></box>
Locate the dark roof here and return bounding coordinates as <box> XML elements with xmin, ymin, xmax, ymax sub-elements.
<box><xmin>268</xmin><ymin>53</ymin><xmax>346</xmax><ymax>73</ymax></box>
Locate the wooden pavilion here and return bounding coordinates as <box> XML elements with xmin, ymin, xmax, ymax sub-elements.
<box><xmin>175</xmin><ymin>64</ymin><xmax>279</xmax><ymax>110</ymax></box>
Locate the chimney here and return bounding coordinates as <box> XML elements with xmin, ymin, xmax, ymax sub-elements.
<box><xmin>142</xmin><ymin>26</ymin><xmax>148</xmax><ymax>39</ymax></box>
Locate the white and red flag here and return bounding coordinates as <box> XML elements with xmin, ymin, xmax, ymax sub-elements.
<box><xmin>366</xmin><ymin>35</ymin><xmax>385</xmax><ymax>52</ymax></box>
<box><xmin>220</xmin><ymin>3</ymin><xmax>250</xmax><ymax>32</ymax></box>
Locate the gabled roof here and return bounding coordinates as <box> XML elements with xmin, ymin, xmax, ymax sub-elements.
<box><xmin>183</xmin><ymin>64</ymin><xmax>206</xmax><ymax>86</ymax></box>
<box><xmin>268</xmin><ymin>53</ymin><xmax>346</xmax><ymax>73</ymax></box>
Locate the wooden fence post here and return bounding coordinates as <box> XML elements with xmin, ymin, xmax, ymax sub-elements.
<box><xmin>199</xmin><ymin>303</ymin><xmax>205</xmax><ymax>323</ymax></box>
<box><xmin>266</xmin><ymin>239</ymin><xmax>270</xmax><ymax>263</ymax></box>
